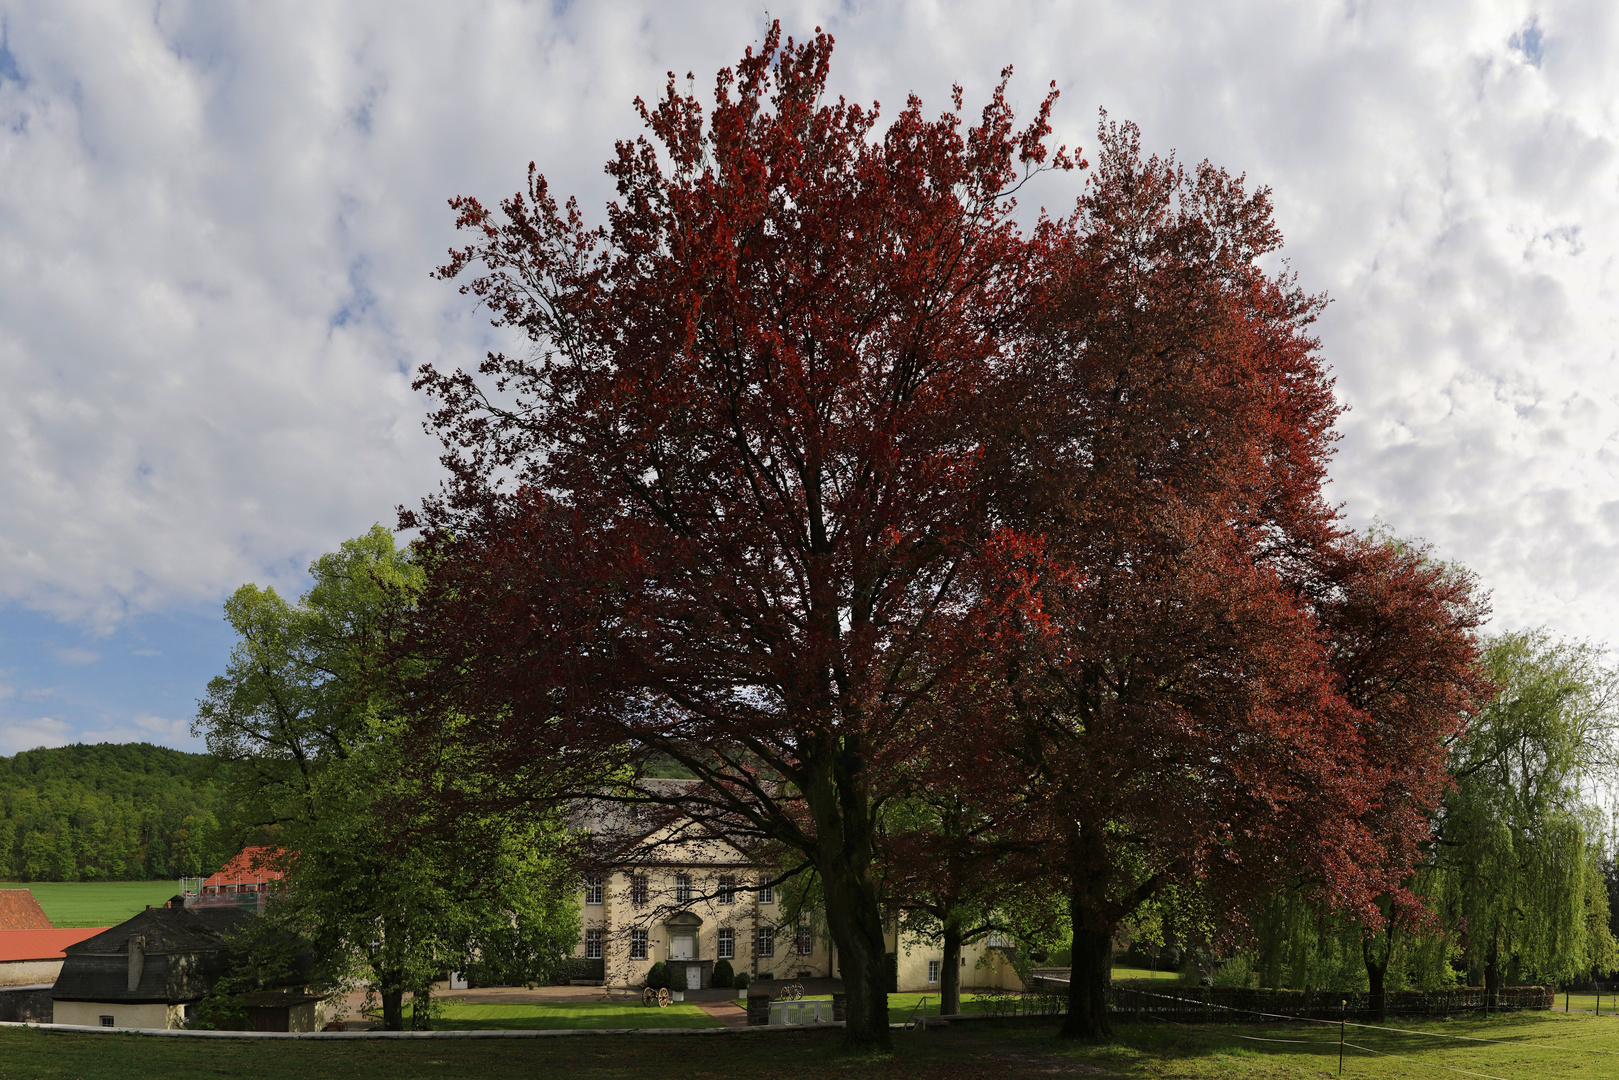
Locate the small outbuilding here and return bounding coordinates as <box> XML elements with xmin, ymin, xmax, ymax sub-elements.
<box><xmin>51</xmin><ymin>901</ymin><xmax>254</xmax><ymax>1029</ymax></box>
<box><xmin>0</xmin><ymin>927</ymin><xmax>107</xmax><ymax>987</ymax></box>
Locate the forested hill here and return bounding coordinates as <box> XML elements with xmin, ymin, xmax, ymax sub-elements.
<box><xmin>0</xmin><ymin>743</ymin><xmax>230</xmax><ymax>881</ymax></box>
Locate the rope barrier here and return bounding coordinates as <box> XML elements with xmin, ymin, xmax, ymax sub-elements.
<box><xmin>1117</xmin><ymin>986</ymin><xmax>1619</xmax><ymax>1058</ymax></box>
<box><xmin>1342</xmin><ymin>1040</ymin><xmax>1512</xmax><ymax>1080</ymax></box>
<box><xmin>1134</xmin><ymin>1003</ymin><xmax>1516</xmax><ymax>1079</ymax></box>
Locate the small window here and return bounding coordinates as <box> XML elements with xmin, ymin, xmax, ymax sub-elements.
<box><xmin>796</xmin><ymin>926</ymin><xmax>814</xmax><ymax>956</ymax></box>
<box><xmin>585</xmin><ymin>928</ymin><xmax>603</xmax><ymax>959</ymax></box>
<box><xmin>630</xmin><ymin>929</ymin><xmax>648</xmax><ymax>960</ymax></box>
<box><xmin>758</xmin><ymin>881</ymin><xmax>774</xmax><ymax>904</ymax></box>
<box><xmin>927</xmin><ymin>960</ymin><xmax>941</xmax><ymax>984</ymax></box>
<box><xmin>100</xmin><ymin>1015</ymin><xmax>114</xmax><ymax>1028</ymax></box>
<box><xmin>584</xmin><ymin>876</ymin><xmax>604</xmax><ymax>906</ymax></box>
<box><xmin>717</xmin><ymin>875</ymin><xmax>735</xmax><ymax>905</ymax></box>
<box><xmin>757</xmin><ymin>926</ymin><xmax>775</xmax><ymax>957</ymax></box>
<box><xmin>717</xmin><ymin>928</ymin><xmax>734</xmax><ymax>959</ymax></box>
<box><xmin>630</xmin><ymin>875</ymin><xmax>648</xmax><ymax>906</ymax></box>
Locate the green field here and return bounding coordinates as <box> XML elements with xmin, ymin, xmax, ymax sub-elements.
<box><xmin>4</xmin><ymin>1012</ymin><xmax>1619</xmax><ymax>1079</ymax></box>
<box><xmin>0</xmin><ymin>880</ymin><xmax>182</xmax><ymax>928</ymax></box>
<box><xmin>433</xmin><ymin>1001</ymin><xmax>720</xmax><ymax>1030</ymax></box>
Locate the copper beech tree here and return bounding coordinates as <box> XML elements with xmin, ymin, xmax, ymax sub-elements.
<box><xmin>940</xmin><ymin>123</ymin><xmax>1490</xmax><ymax>1036</ymax></box>
<box><xmin>402</xmin><ymin>29</ymin><xmax>1485</xmax><ymax>1047</ymax></box>
<box><xmin>403</xmin><ymin>27</ymin><xmax>1071</xmax><ymax>1051</ymax></box>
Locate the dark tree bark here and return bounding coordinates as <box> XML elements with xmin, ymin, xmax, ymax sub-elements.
<box><xmin>1362</xmin><ymin>933</ymin><xmax>1390</xmax><ymax>1023</ymax></box>
<box><xmin>940</xmin><ymin>919</ymin><xmax>964</xmax><ymax>1016</ymax></box>
<box><xmin>379</xmin><ymin>974</ymin><xmax>405</xmax><ymax>1031</ymax></box>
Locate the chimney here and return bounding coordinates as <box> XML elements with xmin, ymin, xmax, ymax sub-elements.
<box><xmin>127</xmin><ymin>935</ymin><xmax>145</xmax><ymax>991</ymax></box>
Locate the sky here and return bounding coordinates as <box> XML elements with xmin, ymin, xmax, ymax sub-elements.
<box><xmin>0</xmin><ymin>0</ymin><xmax>1615</xmax><ymax>755</ymax></box>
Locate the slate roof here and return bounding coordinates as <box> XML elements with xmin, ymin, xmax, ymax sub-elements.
<box><xmin>0</xmin><ymin>891</ymin><xmax>51</xmax><ymax>931</ymax></box>
<box><xmin>52</xmin><ymin>904</ymin><xmax>255</xmax><ymax>1005</ymax></box>
<box><xmin>0</xmin><ymin>927</ymin><xmax>105</xmax><ymax>963</ymax></box>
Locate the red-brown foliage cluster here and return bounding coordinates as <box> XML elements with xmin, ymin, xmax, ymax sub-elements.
<box><xmin>401</xmin><ymin>26</ymin><xmax>1486</xmax><ymax>1044</ymax></box>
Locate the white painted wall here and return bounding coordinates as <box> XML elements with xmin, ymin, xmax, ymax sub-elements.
<box><xmin>52</xmin><ymin>1000</ymin><xmax>182</xmax><ymax>1029</ymax></box>
<box><xmin>0</xmin><ymin>960</ymin><xmax>62</xmax><ymax>987</ymax></box>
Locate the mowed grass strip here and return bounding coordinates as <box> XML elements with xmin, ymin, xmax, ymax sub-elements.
<box><xmin>0</xmin><ymin>880</ymin><xmax>182</xmax><ymax>927</ymax></box>
<box><xmin>7</xmin><ymin>1013</ymin><xmax>1619</xmax><ymax>1079</ymax></box>
<box><xmin>432</xmin><ymin>1001</ymin><xmax>722</xmax><ymax>1030</ymax></box>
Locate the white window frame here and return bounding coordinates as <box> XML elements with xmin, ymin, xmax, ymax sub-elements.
<box><xmin>758</xmin><ymin>880</ymin><xmax>774</xmax><ymax>904</ymax></box>
<box><xmin>585</xmin><ymin>928</ymin><xmax>603</xmax><ymax>959</ymax></box>
<box><xmin>717</xmin><ymin>927</ymin><xmax>734</xmax><ymax>959</ymax></box>
<box><xmin>630</xmin><ymin>874</ymin><xmax>648</xmax><ymax>906</ymax></box>
<box><xmin>757</xmin><ymin>926</ymin><xmax>775</xmax><ymax>957</ymax></box>
<box><xmin>584</xmin><ymin>875</ymin><xmax>604</xmax><ymax>906</ymax></box>
<box><xmin>630</xmin><ymin>928</ymin><xmax>648</xmax><ymax>960</ymax></box>
<box><xmin>796</xmin><ymin>926</ymin><xmax>813</xmax><ymax>957</ymax></box>
<box><xmin>927</xmin><ymin>960</ymin><xmax>941</xmax><ymax>983</ymax></box>
<box><xmin>674</xmin><ymin>873</ymin><xmax>692</xmax><ymax>904</ymax></box>
<box><xmin>717</xmin><ymin>875</ymin><xmax>735</xmax><ymax>904</ymax></box>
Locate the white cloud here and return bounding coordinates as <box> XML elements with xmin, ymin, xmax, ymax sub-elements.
<box><xmin>50</xmin><ymin>647</ymin><xmax>99</xmax><ymax>666</ymax></box>
<box><xmin>0</xmin><ymin>0</ymin><xmax>1617</xmax><ymax>655</ymax></box>
<box><xmin>0</xmin><ymin>715</ymin><xmax>73</xmax><ymax>755</ymax></box>
<box><xmin>81</xmin><ymin>712</ymin><xmax>194</xmax><ymax>747</ymax></box>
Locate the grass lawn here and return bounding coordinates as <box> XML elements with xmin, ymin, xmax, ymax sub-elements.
<box><xmin>1113</xmin><ymin>965</ymin><xmax>1184</xmax><ymax>982</ymax></box>
<box><xmin>5</xmin><ymin>1011</ymin><xmax>1619</xmax><ymax>1078</ymax></box>
<box><xmin>431</xmin><ymin>1001</ymin><xmax>721</xmax><ymax>1030</ymax></box>
<box><xmin>731</xmin><ymin>992</ymin><xmax>1017</xmax><ymax>1024</ymax></box>
<box><xmin>0</xmin><ymin>880</ymin><xmax>182</xmax><ymax>928</ymax></box>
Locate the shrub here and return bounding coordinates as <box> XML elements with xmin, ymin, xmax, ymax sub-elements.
<box><xmin>713</xmin><ymin>959</ymin><xmax>734</xmax><ymax>987</ymax></box>
<box><xmin>645</xmin><ymin>961</ymin><xmax>670</xmax><ymax>990</ymax></box>
<box><xmin>733</xmin><ymin>971</ymin><xmax>750</xmax><ymax>991</ymax></box>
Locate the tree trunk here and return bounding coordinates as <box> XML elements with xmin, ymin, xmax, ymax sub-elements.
<box><xmin>1484</xmin><ymin>930</ymin><xmax>1501</xmax><ymax>1011</ymax></box>
<box><xmin>1362</xmin><ymin>933</ymin><xmax>1390</xmax><ymax>1023</ymax></box>
<box><xmin>1061</xmin><ymin>826</ymin><xmax>1116</xmax><ymax>1039</ymax></box>
<box><xmin>1062</xmin><ymin>917</ymin><xmax>1113</xmax><ymax>1038</ymax></box>
<box><xmin>1365</xmin><ymin>956</ymin><xmax>1387</xmax><ymax>1023</ymax></box>
<box><xmin>807</xmin><ymin>751</ymin><xmax>892</xmax><ymax>1053</ymax></box>
<box><xmin>940</xmin><ymin>919</ymin><xmax>963</xmax><ymax>1016</ymax></box>
<box><xmin>380</xmin><ymin>975</ymin><xmax>405</xmax><ymax>1031</ymax></box>
<box><xmin>410</xmin><ymin>982</ymin><xmax>432</xmax><ymax>1030</ymax></box>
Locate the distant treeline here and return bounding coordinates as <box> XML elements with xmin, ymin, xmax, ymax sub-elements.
<box><xmin>0</xmin><ymin>743</ymin><xmax>230</xmax><ymax>881</ymax></box>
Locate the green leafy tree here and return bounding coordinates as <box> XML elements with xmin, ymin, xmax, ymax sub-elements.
<box><xmin>195</xmin><ymin>526</ymin><xmax>579</xmax><ymax>1029</ymax></box>
<box><xmin>1437</xmin><ymin>630</ymin><xmax>1618</xmax><ymax>995</ymax></box>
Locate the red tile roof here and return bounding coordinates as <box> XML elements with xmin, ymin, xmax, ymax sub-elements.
<box><xmin>0</xmin><ymin>890</ymin><xmax>51</xmax><ymax>931</ymax></box>
<box><xmin>0</xmin><ymin>927</ymin><xmax>106</xmax><ymax>963</ymax></box>
<box><xmin>202</xmin><ymin>846</ymin><xmax>287</xmax><ymax>889</ymax></box>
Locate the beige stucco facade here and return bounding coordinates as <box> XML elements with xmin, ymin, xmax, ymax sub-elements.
<box><xmin>0</xmin><ymin>959</ymin><xmax>63</xmax><ymax>987</ymax></box>
<box><xmin>888</xmin><ymin>928</ymin><xmax>1026</xmax><ymax>993</ymax></box>
<box><xmin>52</xmin><ymin>1000</ymin><xmax>184</xmax><ymax>1029</ymax></box>
<box><xmin>576</xmin><ymin>827</ymin><xmax>831</xmax><ymax>989</ymax></box>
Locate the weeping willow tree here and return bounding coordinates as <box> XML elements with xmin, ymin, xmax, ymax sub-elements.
<box><xmin>1435</xmin><ymin>630</ymin><xmax>1619</xmax><ymax>995</ymax></box>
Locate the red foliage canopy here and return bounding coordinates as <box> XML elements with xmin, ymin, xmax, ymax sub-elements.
<box><xmin>402</xmin><ymin>29</ymin><xmax>1486</xmax><ymax>1046</ymax></box>
<box><xmin>405</xmin><ymin>25</ymin><xmax>1071</xmax><ymax>1050</ymax></box>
